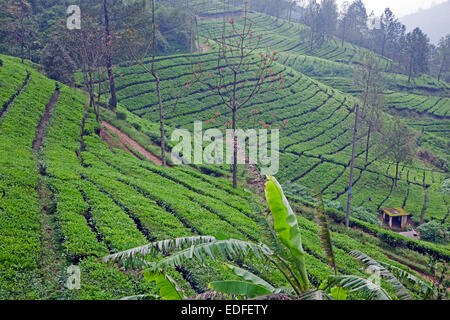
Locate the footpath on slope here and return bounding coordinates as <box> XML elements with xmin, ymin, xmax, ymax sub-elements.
<box><xmin>100</xmin><ymin>121</ymin><xmax>164</xmax><ymax>166</ymax></box>
<box><xmin>32</xmin><ymin>86</ymin><xmax>65</xmax><ymax>298</ymax></box>
<box><xmin>33</xmin><ymin>88</ymin><xmax>60</xmax><ymax>151</ymax></box>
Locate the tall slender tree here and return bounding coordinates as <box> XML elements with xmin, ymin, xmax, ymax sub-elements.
<box><xmin>207</xmin><ymin>2</ymin><xmax>279</xmax><ymax>188</ymax></box>
<box><xmin>320</xmin><ymin>0</ymin><xmax>338</xmax><ymax>40</ymax></box>
<box><xmin>7</xmin><ymin>0</ymin><xmax>32</xmax><ymax>63</ymax></box>
<box><xmin>353</xmin><ymin>52</ymin><xmax>384</xmax><ymax>164</ymax></box>
<box><xmin>404</xmin><ymin>27</ymin><xmax>430</xmax><ymax>82</ymax></box>
<box><xmin>345</xmin><ymin>104</ymin><xmax>359</xmax><ymax>228</ymax></box>
<box><xmin>125</xmin><ymin>0</ymin><xmax>199</xmax><ymax>167</ymax></box>
<box><xmin>383</xmin><ymin>120</ymin><xmax>417</xmax><ymax>186</ymax></box>
<box><xmin>102</xmin><ymin>0</ymin><xmax>118</xmax><ymax>111</ymax></box>
<box><xmin>436</xmin><ymin>35</ymin><xmax>450</xmax><ymax>82</ymax></box>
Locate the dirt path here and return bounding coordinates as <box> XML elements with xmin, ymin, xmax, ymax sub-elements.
<box><xmin>101</xmin><ymin>121</ymin><xmax>163</xmax><ymax>166</ymax></box>
<box><xmin>33</xmin><ymin>88</ymin><xmax>60</xmax><ymax>151</ymax></box>
<box><xmin>32</xmin><ymin>87</ymin><xmax>65</xmax><ymax>298</ymax></box>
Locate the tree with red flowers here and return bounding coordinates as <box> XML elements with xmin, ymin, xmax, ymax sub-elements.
<box><xmin>206</xmin><ymin>2</ymin><xmax>281</xmax><ymax>188</ymax></box>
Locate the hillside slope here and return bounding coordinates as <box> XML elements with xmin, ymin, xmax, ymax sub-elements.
<box><xmin>2</xmin><ymin>54</ymin><xmax>448</xmax><ymax>299</ymax></box>
<box><xmin>108</xmin><ymin>48</ymin><xmax>449</xmax><ymax>229</ymax></box>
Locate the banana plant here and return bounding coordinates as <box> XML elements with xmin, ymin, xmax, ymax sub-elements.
<box><xmin>103</xmin><ymin>176</ymin><xmax>417</xmax><ymax>300</ymax></box>
<box><xmin>103</xmin><ymin>175</ymin><xmax>313</xmax><ymax>299</ymax></box>
<box><xmin>348</xmin><ymin>250</ymin><xmax>436</xmax><ymax>299</ymax></box>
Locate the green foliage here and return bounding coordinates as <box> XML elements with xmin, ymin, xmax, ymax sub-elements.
<box><xmin>143</xmin><ymin>271</ymin><xmax>185</xmax><ymax>300</ymax></box>
<box><xmin>265</xmin><ymin>175</ymin><xmax>310</xmax><ymax>290</ymax></box>
<box><xmin>417</xmin><ymin>220</ymin><xmax>445</xmax><ymax>243</ymax></box>
<box><xmin>116</xmin><ymin>111</ymin><xmax>127</xmax><ymax>120</ymax></box>
<box><xmin>327</xmin><ymin>275</ymin><xmax>391</xmax><ymax>300</ymax></box>
<box><xmin>352</xmin><ymin>206</ymin><xmax>380</xmax><ymax>227</ymax></box>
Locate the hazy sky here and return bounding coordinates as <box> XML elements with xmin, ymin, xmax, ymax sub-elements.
<box><xmin>334</xmin><ymin>0</ymin><xmax>447</xmax><ymax>17</ymax></box>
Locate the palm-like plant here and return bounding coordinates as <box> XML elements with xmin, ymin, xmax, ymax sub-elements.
<box><xmin>103</xmin><ymin>176</ymin><xmax>430</xmax><ymax>300</ymax></box>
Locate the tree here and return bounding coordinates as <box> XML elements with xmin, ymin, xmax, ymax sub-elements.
<box><xmin>124</xmin><ymin>0</ymin><xmax>199</xmax><ymax>167</ymax></box>
<box><xmin>418</xmin><ymin>221</ymin><xmax>445</xmax><ymax>243</ymax></box>
<box><xmin>343</xmin><ymin>0</ymin><xmax>367</xmax><ymax>46</ymax></box>
<box><xmin>304</xmin><ymin>0</ymin><xmax>323</xmax><ymax>50</ymax></box>
<box><xmin>404</xmin><ymin>27</ymin><xmax>430</xmax><ymax>82</ymax></box>
<box><xmin>286</xmin><ymin>0</ymin><xmax>298</xmax><ymax>22</ymax></box>
<box><xmin>65</xmin><ymin>13</ymin><xmax>105</xmax><ymax>122</ymax></box>
<box><xmin>7</xmin><ymin>0</ymin><xmax>33</xmax><ymax>63</ymax></box>
<box><xmin>383</xmin><ymin>120</ymin><xmax>417</xmax><ymax>186</ymax></box>
<box><xmin>345</xmin><ymin>104</ymin><xmax>359</xmax><ymax>228</ymax></box>
<box><xmin>353</xmin><ymin>52</ymin><xmax>384</xmax><ymax>164</ymax></box>
<box><xmin>40</xmin><ymin>31</ymin><xmax>77</xmax><ymax>85</ymax></box>
<box><xmin>207</xmin><ymin>3</ymin><xmax>279</xmax><ymax>188</ymax></box>
<box><xmin>436</xmin><ymin>35</ymin><xmax>450</xmax><ymax>82</ymax></box>
<box><xmin>319</xmin><ymin>0</ymin><xmax>338</xmax><ymax>39</ymax></box>
<box><xmin>337</xmin><ymin>1</ymin><xmax>350</xmax><ymax>46</ymax></box>
<box><xmin>379</xmin><ymin>8</ymin><xmax>402</xmax><ymax>58</ymax></box>
<box><xmin>102</xmin><ymin>0</ymin><xmax>118</xmax><ymax>111</ymax></box>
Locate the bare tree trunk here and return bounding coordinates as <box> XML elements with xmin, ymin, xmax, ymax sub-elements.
<box><xmin>150</xmin><ymin>0</ymin><xmax>166</xmax><ymax>167</ymax></box>
<box><xmin>437</xmin><ymin>55</ymin><xmax>446</xmax><ymax>81</ymax></box>
<box><xmin>20</xmin><ymin>19</ymin><xmax>25</xmax><ymax>63</ymax></box>
<box><xmin>195</xmin><ymin>16</ymin><xmax>200</xmax><ymax>50</ymax></box>
<box><xmin>96</xmin><ymin>70</ymin><xmax>102</xmax><ymax>123</ymax></box>
<box><xmin>395</xmin><ymin>162</ymin><xmax>399</xmax><ymax>187</ymax></box>
<box><xmin>408</xmin><ymin>51</ymin><xmax>414</xmax><ymax>83</ymax></box>
<box><xmin>156</xmin><ymin>77</ymin><xmax>166</xmax><ymax>167</ymax></box>
<box><xmin>341</xmin><ymin>22</ymin><xmax>346</xmax><ymax>47</ymax></box>
<box><xmin>345</xmin><ymin>104</ymin><xmax>360</xmax><ymax>228</ymax></box>
<box><xmin>365</xmin><ymin>125</ymin><xmax>371</xmax><ymax>164</ymax></box>
<box><xmin>103</xmin><ymin>0</ymin><xmax>118</xmax><ymax>111</ymax></box>
<box><xmin>232</xmin><ymin>72</ymin><xmax>238</xmax><ymax>189</ymax></box>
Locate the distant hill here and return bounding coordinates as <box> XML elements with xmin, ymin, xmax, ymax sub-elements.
<box><xmin>400</xmin><ymin>0</ymin><xmax>450</xmax><ymax>44</ymax></box>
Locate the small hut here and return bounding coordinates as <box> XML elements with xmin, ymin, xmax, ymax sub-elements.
<box><xmin>382</xmin><ymin>207</ymin><xmax>410</xmax><ymax>230</ymax></box>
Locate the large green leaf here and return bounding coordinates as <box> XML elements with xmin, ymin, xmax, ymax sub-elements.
<box><xmin>102</xmin><ymin>236</ymin><xmax>216</xmax><ymax>268</ymax></box>
<box><xmin>349</xmin><ymin>250</ymin><xmax>412</xmax><ymax>300</ymax></box>
<box><xmin>264</xmin><ymin>175</ymin><xmax>309</xmax><ymax>290</ymax></box>
<box><xmin>378</xmin><ymin>260</ymin><xmax>436</xmax><ymax>299</ymax></box>
<box><xmin>149</xmin><ymin>239</ymin><xmax>273</xmax><ymax>271</ymax></box>
<box><xmin>143</xmin><ymin>271</ymin><xmax>185</xmax><ymax>300</ymax></box>
<box><xmin>225</xmin><ymin>264</ymin><xmax>278</xmax><ymax>294</ymax></box>
<box><xmin>330</xmin><ymin>286</ymin><xmax>348</xmax><ymax>300</ymax></box>
<box><xmin>327</xmin><ymin>275</ymin><xmax>392</xmax><ymax>300</ymax></box>
<box><xmin>316</xmin><ymin>195</ymin><xmax>337</xmax><ymax>274</ymax></box>
<box><xmin>209</xmin><ymin>280</ymin><xmax>273</xmax><ymax>299</ymax></box>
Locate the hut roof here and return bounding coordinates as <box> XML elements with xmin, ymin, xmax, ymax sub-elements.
<box><xmin>382</xmin><ymin>207</ymin><xmax>410</xmax><ymax>217</ymax></box>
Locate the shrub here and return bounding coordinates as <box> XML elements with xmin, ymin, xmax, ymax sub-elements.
<box><xmin>131</xmin><ymin>122</ymin><xmax>141</xmax><ymax>131</ymax></box>
<box><xmin>324</xmin><ymin>200</ymin><xmax>343</xmax><ymax>211</ymax></box>
<box><xmin>116</xmin><ymin>112</ymin><xmax>127</xmax><ymax>120</ymax></box>
<box><xmin>441</xmin><ymin>179</ymin><xmax>450</xmax><ymax>195</ymax></box>
<box><xmin>418</xmin><ymin>221</ymin><xmax>444</xmax><ymax>243</ymax></box>
<box><xmin>352</xmin><ymin>206</ymin><xmax>380</xmax><ymax>227</ymax></box>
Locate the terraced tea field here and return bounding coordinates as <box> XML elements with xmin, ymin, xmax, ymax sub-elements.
<box><xmin>1</xmin><ymin>53</ymin><xmax>448</xmax><ymax>299</ymax></box>
<box><xmin>0</xmin><ymin>1</ymin><xmax>449</xmax><ymax>299</ymax></box>
<box><xmin>109</xmin><ymin>43</ymin><xmax>449</xmax><ymax>230</ymax></box>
